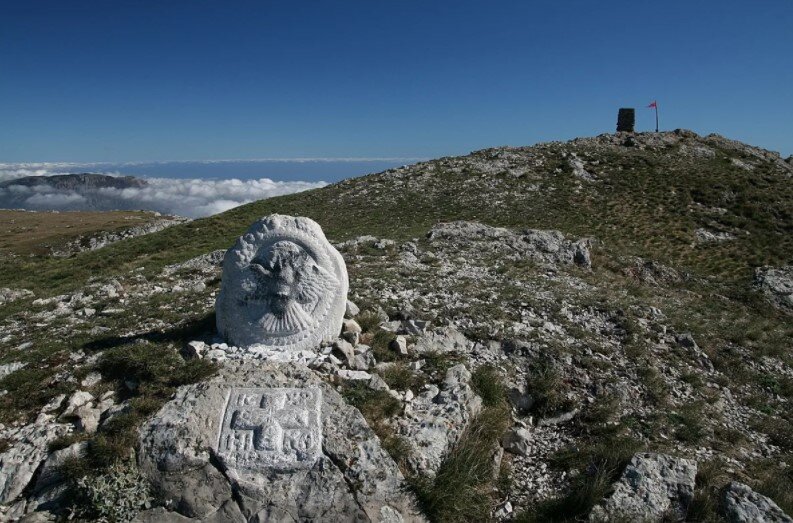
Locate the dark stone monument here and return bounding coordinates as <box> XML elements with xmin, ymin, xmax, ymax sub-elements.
<box><xmin>617</xmin><ymin>108</ymin><xmax>635</xmax><ymax>132</ymax></box>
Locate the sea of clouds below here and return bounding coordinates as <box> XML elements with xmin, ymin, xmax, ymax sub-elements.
<box><xmin>0</xmin><ymin>163</ymin><xmax>330</xmax><ymax>218</ymax></box>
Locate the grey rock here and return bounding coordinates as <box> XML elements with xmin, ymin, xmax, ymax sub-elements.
<box><xmin>204</xmin><ymin>349</ymin><xmax>227</xmax><ymax>362</ymax></box>
<box><xmin>342</xmin><ymin>318</ymin><xmax>362</xmax><ymax>335</ymax></box>
<box><xmin>0</xmin><ymin>420</ymin><xmax>71</xmax><ymax>504</ymax></box>
<box><xmin>675</xmin><ymin>333</ymin><xmax>714</xmax><ymax>371</ymax></box>
<box><xmin>397</xmin><ymin>364</ymin><xmax>482</xmax><ymax>476</ymax></box>
<box><xmin>589</xmin><ymin>452</ymin><xmax>696</xmax><ymax>522</ymax></box>
<box><xmin>755</xmin><ymin>266</ymin><xmax>793</xmax><ymax>312</ymax></box>
<box><xmin>181</xmin><ymin>340</ymin><xmax>207</xmax><ymax>360</ymax></box>
<box><xmin>332</xmin><ymin>339</ymin><xmax>357</xmax><ymax>368</ymax></box>
<box><xmin>19</xmin><ymin>512</ymin><xmax>55</xmax><ymax>523</ymax></box>
<box><xmin>390</xmin><ymin>335</ymin><xmax>409</xmax><ymax>356</ymax></box>
<box><xmin>101</xmin><ymin>401</ymin><xmax>132</xmax><ymax>427</ymax></box>
<box><xmin>31</xmin><ymin>441</ymin><xmax>89</xmax><ymax>511</ymax></box>
<box><xmin>343</xmin><ymin>331</ymin><xmax>360</xmax><ymax>346</ymax></box>
<box><xmin>58</xmin><ymin>390</ymin><xmax>94</xmax><ymax>419</ymax></box>
<box><xmin>502</xmin><ymin>427</ymin><xmax>532</xmax><ymax>457</ymax></box>
<box><xmin>538</xmin><ymin>408</ymin><xmax>579</xmax><ymax>427</ymax></box>
<box><xmin>354</xmin><ymin>352</ymin><xmax>375</xmax><ymax>371</ymax></box>
<box><xmin>427</xmin><ymin>221</ymin><xmax>592</xmax><ymax>268</ymax></box>
<box><xmin>380</xmin><ymin>321</ymin><xmax>402</xmax><ymax>333</ymax></box>
<box><xmin>336</xmin><ymin>369</ymin><xmax>373</xmax><ymax>381</ymax></box>
<box><xmin>402</xmin><ymin>319</ymin><xmax>430</xmax><ymax>335</ymax></box>
<box><xmin>722</xmin><ymin>481</ymin><xmax>792</xmax><ymax>523</ymax></box>
<box><xmin>413</xmin><ymin>326</ymin><xmax>470</xmax><ymax>355</ymax></box>
<box><xmin>696</xmin><ymin>228</ymin><xmax>735</xmax><ymax>244</ymax></box>
<box><xmin>0</xmin><ymin>362</ymin><xmax>26</xmax><ymax>381</ymax></box>
<box><xmin>345</xmin><ymin>300</ymin><xmax>360</xmax><ymax>318</ymax></box>
<box><xmin>132</xmin><ymin>507</ymin><xmax>193</xmax><ymax>522</ymax></box>
<box><xmin>73</xmin><ymin>404</ymin><xmax>101</xmax><ymax>434</ymax></box>
<box><xmin>137</xmin><ymin>361</ymin><xmax>422</xmax><ymax>522</ymax></box>
<box><xmin>51</xmin><ymin>214</ymin><xmax>187</xmax><ymax>256</ymax></box>
<box><xmin>494</xmin><ymin>501</ymin><xmax>513</xmax><ymax>519</ymax></box>
<box><xmin>368</xmin><ymin>374</ymin><xmax>390</xmax><ymax>392</ymax></box>
<box><xmin>342</xmin><ymin>319</ymin><xmax>362</xmax><ymax>346</ymax></box>
<box><xmin>0</xmin><ymin>288</ymin><xmax>34</xmax><ymax>306</ymax></box>
<box><xmin>507</xmin><ymin>384</ymin><xmax>535</xmax><ymax>414</ymax></box>
<box><xmin>79</xmin><ymin>371</ymin><xmax>102</xmax><ymax>388</ymax></box>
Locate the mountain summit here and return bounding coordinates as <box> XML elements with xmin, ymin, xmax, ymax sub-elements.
<box><xmin>0</xmin><ymin>130</ymin><xmax>791</xmax><ymax>522</ymax></box>
<box><xmin>0</xmin><ymin>173</ymin><xmax>147</xmax><ymax>190</ymax></box>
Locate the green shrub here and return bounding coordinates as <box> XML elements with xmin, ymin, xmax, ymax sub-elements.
<box><xmin>370</xmin><ymin>330</ymin><xmax>399</xmax><ymax>362</ymax></box>
<box><xmin>380</xmin><ymin>362</ymin><xmax>425</xmax><ymax>391</ymax></box>
<box><xmin>71</xmin><ymin>461</ymin><xmax>152</xmax><ymax>522</ymax></box>
<box><xmin>671</xmin><ymin>401</ymin><xmax>708</xmax><ymax>444</ymax></box>
<box><xmin>356</xmin><ymin>311</ymin><xmax>383</xmax><ymax>333</ymax></box>
<box><xmin>342</xmin><ymin>382</ymin><xmax>402</xmax><ymax>423</ymax></box>
<box><xmin>421</xmin><ymin>350</ymin><xmax>466</xmax><ymax>383</ymax></box>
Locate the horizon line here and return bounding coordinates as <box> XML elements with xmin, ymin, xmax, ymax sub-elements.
<box><xmin>0</xmin><ymin>157</ymin><xmax>429</xmax><ymax>169</ymax></box>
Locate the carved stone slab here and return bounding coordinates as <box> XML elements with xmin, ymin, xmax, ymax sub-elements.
<box><xmin>217</xmin><ymin>387</ymin><xmax>322</xmax><ymax>471</ymax></box>
<box><xmin>215</xmin><ymin>214</ymin><xmax>348</xmax><ymax>350</ymax></box>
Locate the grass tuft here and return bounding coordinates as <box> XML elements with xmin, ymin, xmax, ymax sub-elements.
<box><xmin>413</xmin><ymin>402</ymin><xmax>511</xmax><ymax>522</ymax></box>
<box><xmin>518</xmin><ymin>436</ymin><xmax>643</xmax><ymax>522</ymax></box>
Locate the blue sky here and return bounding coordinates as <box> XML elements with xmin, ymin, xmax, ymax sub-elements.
<box><xmin>1</xmin><ymin>0</ymin><xmax>791</xmax><ymax>163</ymax></box>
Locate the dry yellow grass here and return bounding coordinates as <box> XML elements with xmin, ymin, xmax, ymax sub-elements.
<box><xmin>0</xmin><ymin>210</ymin><xmax>163</xmax><ymax>256</ymax></box>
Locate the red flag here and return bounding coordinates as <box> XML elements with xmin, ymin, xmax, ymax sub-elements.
<box><xmin>647</xmin><ymin>101</ymin><xmax>657</xmax><ymax>108</ymax></box>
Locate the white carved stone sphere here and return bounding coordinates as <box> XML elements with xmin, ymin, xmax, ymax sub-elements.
<box><xmin>216</xmin><ymin>215</ymin><xmax>348</xmax><ymax>350</ymax></box>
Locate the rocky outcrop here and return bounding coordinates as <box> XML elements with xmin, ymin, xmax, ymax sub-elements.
<box><xmin>52</xmin><ymin>214</ymin><xmax>187</xmax><ymax>256</ymax></box>
<box><xmin>0</xmin><ymin>288</ymin><xmax>34</xmax><ymax>306</ymax></box>
<box><xmin>755</xmin><ymin>266</ymin><xmax>793</xmax><ymax>312</ymax></box>
<box><xmin>427</xmin><ymin>221</ymin><xmax>592</xmax><ymax>268</ymax></box>
<box><xmin>589</xmin><ymin>452</ymin><xmax>697</xmax><ymax>522</ymax></box>
<box><xmin>722</xmin><ymin>481</ymin><xmax>793</xmax><ymax>523</ymax></box>
<box><xmin>395</xmin><ymin>364</ymin><xmax>482</xmax><ymax>476</ymax></box>
<box><xmin>136</xmin><ymin>361</ymin><xmax>423</xmax><ymax>522</ymax></box>
<box><xmin>0</xmin><ymin>419</ymin><xmax>71</xmax><ymax>505</ymax></box>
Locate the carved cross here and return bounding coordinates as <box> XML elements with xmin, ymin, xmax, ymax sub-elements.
<box><xmin>229</xmin><ymin>392</ymin><xmax>310</xmax><ymax>453</ymax></box>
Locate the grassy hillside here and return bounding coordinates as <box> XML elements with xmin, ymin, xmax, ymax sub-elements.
<box><xmin>0</xmin><ymin>210</ymin><xmax>176</xmax><ymax>257</ymax></box>
<box><xmin>1</xmin><ymin>130</ymin><xmax>790</xmax><ymax>298</ymax></box>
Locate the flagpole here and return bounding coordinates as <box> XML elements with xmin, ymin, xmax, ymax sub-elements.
<box><xmin>655</xmin><ymin>102</ymin><xmax>659</xmax><ymax>132</ymax></box>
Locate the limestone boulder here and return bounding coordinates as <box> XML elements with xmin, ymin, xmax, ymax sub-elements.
<box><xmin>589</xmin><ymin>452</ymin><xmax>697</xmax><ymax>522</ymax></box>
<box><xmin>502</xmin><ymin>427</ymin><xmax>532</xmax><ymax>457</ymax></box>
<box><xmin>0</xmin><ymin>420</ymin><xmax>71</xmax><ymax>504</ymax></box>
<box><xmin>427</xmin><ymin>221</ymin><xmax>592</xmax><ymax>268</ymax></box>
<box><xmin>137</xmin><ymin>360</ymin><xmax>423</xmax><ymax>522</ymax></box>
<box><xmin>722</xmin><ymin>481</ymin><xmax>792</xmax><ymax>523</ymax></box>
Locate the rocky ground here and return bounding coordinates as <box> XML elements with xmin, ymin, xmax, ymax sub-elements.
<box><xmin>0</xmin><ymin>130</ymin><xmax>791</xmax><ymax>522</ymax></box>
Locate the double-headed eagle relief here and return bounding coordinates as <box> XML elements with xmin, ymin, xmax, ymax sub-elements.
<box><xmin>216</xmin><ymin>215</ymin><xmax>348</xmax><ymax>351</ymax></box>
<box><xmin>246</xmin><ymin>240</ymin><xmax>339</xmax><ymax>336</ymax></box>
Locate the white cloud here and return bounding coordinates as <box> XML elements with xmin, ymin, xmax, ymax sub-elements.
<box><xmin>0</xmin><ymin>156</ymin><xmax>425</xmax><ymax>182</ymax></box>
<box><xmin>25</xmin><ymin>192</ymin><xmax>86</xmax><ymax>206</ymax></box>
<box><xmin>0</xmin><ymin>169</ymin><xmax>325</xmax><ymax>217</ymax></box>
<box><xmin>93</xmin><ymin>177</ymin><xmax>327</xmax><ymax>217</ymax></box>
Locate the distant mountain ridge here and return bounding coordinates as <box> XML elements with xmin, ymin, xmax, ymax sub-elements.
<box><xmin>0</xmin><ymin>173</ymin><xmax>147</xmax><ymax>190</ymax></box>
